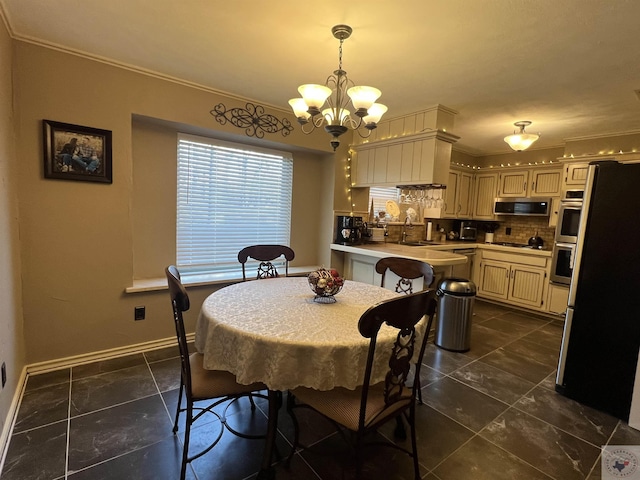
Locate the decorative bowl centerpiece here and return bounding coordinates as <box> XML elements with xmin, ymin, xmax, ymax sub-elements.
<box><xmin>308</xmin><ymin>268</ymin><xmax>344</xmax><ymax>303</ymax></box>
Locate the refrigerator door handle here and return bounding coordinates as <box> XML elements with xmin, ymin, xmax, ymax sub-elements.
<box><xmin>556</xmin><ymin>306</ymin><xmax>574</xmax><ymax>386</ymax></box>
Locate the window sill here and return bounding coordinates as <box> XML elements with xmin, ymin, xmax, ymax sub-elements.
<box><xmin>125</xmin><ymin>266</ymin><xmax>320</xmax><ymax>293</ymax></box>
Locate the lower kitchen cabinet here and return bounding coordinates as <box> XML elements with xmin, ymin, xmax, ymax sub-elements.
<box><xmin>476</xmin><ymin>250</ymin><xmax>549</xmax><ymax>311</ymax></box>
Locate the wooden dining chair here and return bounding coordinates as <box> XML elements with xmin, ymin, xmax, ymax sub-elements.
<box><xmin>376</xmin><ymin>256</ymin><xmax>435</xmax><ymax>404</ymax></box>
<box><xmin>238</xmin><ymin>244</ymin><xmax>295</xmax><ymax>281</ymax></box>
<box><xmin>286</xmin><ymin>289</ymin><xmax>438</xmax><ymax>480</ymax></box>
<box><xmin>375</xmin><ymin>256</ymin><xmax>434</xmax><ymax>294</ymax></box>
<box><xmin>165</xmin><ymin>265</ymin><xmax>268</xmax><ymax>480</ymax></box>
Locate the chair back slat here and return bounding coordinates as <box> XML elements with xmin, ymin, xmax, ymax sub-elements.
<box><xmin>238</xmin><ymin>245</ymin><xmax>295</xmax><ymax>281</ymax></box>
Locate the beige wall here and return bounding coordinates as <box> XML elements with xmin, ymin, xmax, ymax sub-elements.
<box><xmin>0</xmin><ymin>16</ymin><xmax>24</xmax><ymax>435</ymax></box>
<box><xmin>14</xmin><ymin>41</ymin><xmax>336</xmax><ymax>364</ymax></box>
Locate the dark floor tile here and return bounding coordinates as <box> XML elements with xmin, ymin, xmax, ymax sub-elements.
<box><xmin>299</xmin><ymin>430</ymin><xmax>419</xmax><ymax>480</ymax></box>
<box><xmin>480</xmin><ymin>408</ymin><xmax>601</xmax><ymax>479</ymax></box>
<box><xmin>433</xmin><ymin>435</ymin><xmax>552</xmax><ymax>480</ymax></box>
<box><xmin>148</xmin><ymin>356</ymin><xmax>181</xmax><ymax>392</ymax></box>
<box><xmin>1</xmin><ymin>420</ymin><xmax>67</xmax><ymax>480</ymax></box>
<box><xmin>479</xmin><ymin>346</ymin><xmax>556</xmax><ymax>384</ymax></box>
<box><xmin>464</xmin><ymin>323</ymin><xmax>517</xmax><ymax>359</ymax></box>
<box><xmin>496</xmin><ymin>310</ymin><xmax>551</xmax><ymax>325</ymax></box>
<box><xmin>68</xmin><ymin>394</ymin><xmax>173</xmax><ymax>472</ymax></box>
<box><xmin>417</xmin><ymin>364</ymin><xmax>444</xmax><ymax>389</ymax></box>
<box><xmin>13</xmin><ymin>382</ymin><xmax>69</xmax><ymax>433</ymax></box>
<box><xmin>144</xmin><ymin>345</ymin><xmax>180</xmax><ymax>363</ymax></box>
<box><xmin>187</xmin><ymin>417</ymin><xmax>291</xmax><ymax>480</ymax></box>
<box><xmin>70</xmin><ymin>364</ymin><xmax>158</xmax><ymax>415</ymax></box>
<box><xmin>520</xmin><ymin>322</ymin><xmax>564</xmax><ymax>350</ymax></box>
<box><xmin>539</xmin><ymin>371</ymin><xmax>558</xmax><ymax>391</ymax></box>
<box><xmin>421</xmin><ymin>376</ymin><xmax>509</xmax><ymax>432</ymax></box>
<box><xmin>422</xmin><ymin>343</ymin><xmax>474</xmax><ymax>374</ymax></box>
<box><xmin>450</xmin><ymin>360</ymin><xmax>536</xmax><ymax>405</ymax></box>
<box><xmin>72</xmin><ymin>353</ymin><xmax>146</xmax><ymax>380</ymax></box>
<box><xmin>67</xmin><ymin>436</ymin><xmax>196</xmax><ymax>480</ymax></box>
<box><xmin>501</xmin><ymin>337</ymin><xmax>560</xmax><ymax>369</ymax></box>
<box><xmin>472</xmin><ymin>301</ymin><xmax>511</xmax><ymax>322</ymax></box>
<box><xmin>608</xmin><ymin>420</ymin><xmax>640</xmax><ymax>445</ymax></box>
<box><xmin>24</xmin><ymin>369</ymin><xmax>70</xmax><ymax>393</ymax></box>
<box><xmin>481</xmin><ymin>317</ymin><xmax>542</xmax><ymax>337</ymax></box>
<box><xmin>515</xmin><ymin>386</ymin><xmax>619</xmax><ymax>446</ymax></box>
<box><xmin>378</xmin><ymin>404</ymin><xmax>474</xmax><ymax>470</ymax></box>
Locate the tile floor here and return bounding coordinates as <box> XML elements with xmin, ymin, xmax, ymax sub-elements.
<box><xmin>2</xmin><ymin>300</ymin><xmax>640</xmax><ymax>479</ymax></box>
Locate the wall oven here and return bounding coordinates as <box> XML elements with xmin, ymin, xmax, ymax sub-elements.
<box><xmin>555</xmin><ymin>190</ymin><xmax>583</xmax><ymax>243</ymax></box>
<box><xmin>550</xmin><ymin>242</ymin><xmax>575</xmax><ymax>285</ymax></box>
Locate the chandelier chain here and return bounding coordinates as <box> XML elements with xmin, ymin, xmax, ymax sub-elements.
<box><xmin>338</xmin><ymin>37</ymin><xmax>344</xmax><ymax>71</ymax></box>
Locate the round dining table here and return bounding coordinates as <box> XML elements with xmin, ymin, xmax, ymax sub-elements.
<box><xmin>195</xmin><ymin>276</ymin><xmax>402</xmax><ymax>392</ymax></box>
<box><xmin>194</xmin><ymin>276</ymin><xmax>412</xmax><ymax>479</ymax></box>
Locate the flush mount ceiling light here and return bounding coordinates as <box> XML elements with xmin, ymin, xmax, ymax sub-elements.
<box><xmin>288</xmin><ymin>25</ymin><xmax>387</xmax><ymax>151</ymax></box>
<box><xmin>504</xmin><ymin>121</ymin><xmax>540</xmax><ymax>152</ymax></box>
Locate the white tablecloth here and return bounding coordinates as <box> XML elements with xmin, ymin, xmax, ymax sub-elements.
<box><xmin>195</xmin><ymin>277</ymin><xmax>406</xmax><ymax>391</ymax></box>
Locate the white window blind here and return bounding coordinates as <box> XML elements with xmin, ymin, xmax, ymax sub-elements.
<box><xmin>369</xmin><ymin>186</ymin><xmax>399</xmax><ymax>219</ymax></box>
<box><xmin>177</xmin><ymin>134</ymin><xmax>293</xmax><ymax>275</ymax></box>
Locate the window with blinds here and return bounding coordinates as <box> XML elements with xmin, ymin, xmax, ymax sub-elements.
<box><xmin>368</xmin><ymin>186</ymin><xmax>399</xmax><ymax>220</ymax></box>
<box><xmin>177</xmin><ymin>134</ymin><xmax>293</xmax><ymax>275</ymax></box>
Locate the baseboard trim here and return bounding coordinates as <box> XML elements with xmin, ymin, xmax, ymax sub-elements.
<box><xmin>26</xmin><ymin>334</ymin><xmax>193</xmax><ymax>375</ymax></box>
<box><xmin>0</xmin><ymin>366</ymin><xmax>28</xmax><ymax>476</ymax></box>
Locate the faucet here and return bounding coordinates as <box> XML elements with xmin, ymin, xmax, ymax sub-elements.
<box><xmin>401</xmin><ymin>217</ymin><xmax>413</xmax><ymax>243</ymax></box>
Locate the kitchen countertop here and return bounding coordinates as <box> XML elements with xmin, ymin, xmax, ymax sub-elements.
<box><xmin>331</xmin><ymin>240</ymin><xmax>552</xmax><ymax>262</ymax></box>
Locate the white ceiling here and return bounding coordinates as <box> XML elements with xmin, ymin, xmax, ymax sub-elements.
<box><xmin>2</xmin><ymin>0</ymin><xmax>640</xmax><ymax>155</ymax></box>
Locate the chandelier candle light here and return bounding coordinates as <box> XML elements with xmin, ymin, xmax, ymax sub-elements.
<box><xmin>504</xmin><ymin>121</ymin><xmax>540</xmax><ymax>152</ymax></box>
<box><xmin>289</xmin><ymin>25</ymin><xmax>387</xmax><ymax>151</ymax></box>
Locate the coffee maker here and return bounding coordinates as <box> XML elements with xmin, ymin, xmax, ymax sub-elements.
<box><xmin>335</xmin><ymin>216</ymin><xmax>364</xmax><ymax>245</ymax></box>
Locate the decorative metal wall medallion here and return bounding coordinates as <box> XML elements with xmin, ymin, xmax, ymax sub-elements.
<box><xmin>210</xmin><ymin>103</ymin><xmax>293</xmax><ymax>138</ymax></box>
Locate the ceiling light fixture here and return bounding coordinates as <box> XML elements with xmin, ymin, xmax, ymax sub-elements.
<box><xmin>504</xmin><ymin>121</ymin><xmax>540</xmax><ymax>152</ymax></box>
<box><xmin>288</xmin><ymin>25</ymin><xmax>387</xmax><ymax>151</ymax></box>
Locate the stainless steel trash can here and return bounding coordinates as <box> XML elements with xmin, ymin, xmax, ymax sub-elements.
<box><xmin>434</xmin><ymin>278</ymin><xmax>476</xmax><ymax>352</ymax></box>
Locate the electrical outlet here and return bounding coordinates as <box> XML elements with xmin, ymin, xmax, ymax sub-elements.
<box><xmin>1</xmin><ymin>362</ymin><xmax>6</xmax><ymax>388</ymax></box>
<box><xmin>506</xmin><ymin>227</ymin><xmax>512</xmax><ymax>235</ymax></box>
<box><xmin>134</xmin><ymin>306</ymin><xmax>146</xmax><ymax>321</ymax></box>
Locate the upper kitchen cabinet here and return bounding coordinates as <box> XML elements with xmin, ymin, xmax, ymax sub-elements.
<box><xmin>472</xmin><ymin>172</ymin><xmax>499</xmax><ymax>219</ymax></box>
<box><xmin>562</xmin><ymin>162</ymin><xmax>590</xmax><ymax>189</ymax></box>
<box><xmin>351</xmin><ymin>130</ymin><xmax>459</xmax><ymax>187</ymax></box>
<box><xmin>496</xmin><ymin>166</ymin><xmax>562</xmax><ymax>198</ymax></box>
<box><xmin>443</xmin><ymin>168</ymin><xmax>473</xmax><ymax>218</ymax></box>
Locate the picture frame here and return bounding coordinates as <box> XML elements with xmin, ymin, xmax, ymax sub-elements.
<box><xmin>43</xmin><ymin>120</ymin><xmax>112</xmax><ymax>183</ymax></box>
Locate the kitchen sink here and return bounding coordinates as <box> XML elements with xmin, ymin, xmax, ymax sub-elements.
<box><xmin>397</xmin><ymin>241</ymin><xmax>442</xmax><ymax>246</ymax></box>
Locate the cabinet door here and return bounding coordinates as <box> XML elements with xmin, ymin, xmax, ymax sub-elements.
<box><xmin>478</xmin><ymin>260</ymin><xmax>510</xmax><ymax>300</ymax></box>
<box><xmin>353</xmin><ymin>149</ymin><xmax>370</xmax><ymax>186</ymax></box>
<box><xmin>564</xmin><ymin>163</ymin><xmax>589</xmax><ymax>187</ymax></box>
<box><xmin>457</xmin><ymin>172</ymin><xmax>473</xmax><ymax>218</ymax></box>
<box><xmin>444</xmin><ymin>170</ymin><xmax>459</xmax><ymax>217</ymax></box>
<box><xmin>508</xmin><ymin>264</ymin><xmax>546</xmax><ymax>308</ymax></box>
<box><xmin>548</xmin><ymin>284</ymin><xmax>569</xmax><ymax>315</ymax></box>
<box><xmin>530</xmin><ymin>167</ymin><xmax>562</xmax><ymax>196</ymax></box>
<box><xmin>385</xmin><ymin>144</ymin><xmax>403</xmax><ymax>184</ymax></box>
<box><xmin>498</xmin><ymin>170</ymin><xmax>529</xmax><ymax>197</ymax></box>
<box><xmin>373</xmin><ymin>146</ymin><xmax>389</xmax><ymax>184</ymax></box>
<box><xmin>473</xmin><ymin>173</ymin><xmax>498</xmax><ymax>219</ymax></box>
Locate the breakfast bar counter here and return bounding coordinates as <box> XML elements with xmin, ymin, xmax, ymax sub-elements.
<box><xmin>331</xmin><ymin>242</ymin><xmax>469</xmax><ymax>266</ymax></box>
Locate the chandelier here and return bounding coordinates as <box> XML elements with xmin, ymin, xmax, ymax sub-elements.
<box><xmin>288</xmin><ymin>25</ymin><xmax>387</xmax><ymax>151</ymax></box>
<box><xmin>504</xmin><ymin>121</ymin><xmax>540</xmax><ymax>152</ymax></box>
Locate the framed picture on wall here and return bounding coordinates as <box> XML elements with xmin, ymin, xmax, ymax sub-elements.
<box><xmin>42</xmin><ymin>120</ymin><xmax>112</xmax><ymax>183</ymax></box>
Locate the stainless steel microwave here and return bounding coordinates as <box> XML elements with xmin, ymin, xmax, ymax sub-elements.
<box><xmin>493</xmin><ymin>198</ymin><xmax>551</xmax><ymax>216</ymax></box>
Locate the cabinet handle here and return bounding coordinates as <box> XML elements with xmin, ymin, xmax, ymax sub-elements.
<box><xmin>531</xmin><ymin>181</ymin><xmax>535</xmax><ymax>191</ymax></box>
<box><xmin>523</xmin><ymin>181</ymin><xmax>527</xmax><ymax>192</ymax></box>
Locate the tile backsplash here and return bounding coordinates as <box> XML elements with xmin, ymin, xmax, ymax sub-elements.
<box><xmin>481</xmin><ymin>217</ymin><xmax>554</xmax><ymax>246</ymax></box>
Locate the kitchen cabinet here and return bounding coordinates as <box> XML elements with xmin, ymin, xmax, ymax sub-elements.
<box><xmin>563</xmin><ymin>162</ymin><xmax>590</xmax><ymax>188</ymax></box>
<box><xmin>497</xmin><ymin>166</ymin><xmax>562</xmax><ymax>198</ymax></box>
<box><xmin>350</xmin><ymin>130</ymin><xmax>457</xmax><ymax>187</ymax></box>
<box><xmin>476</xmin><ymin>249</ymin><xmax>548</xmax><ymax>311</ymax></box>
<box><xmin>472</xmin><ymin>172</ymin><xmax>499</xmax><ymax>219</ymax></box>
<box><xmin>443</xmin><ymin>169</ymin><xmax>472</xmax><ymax>218</ymax></box>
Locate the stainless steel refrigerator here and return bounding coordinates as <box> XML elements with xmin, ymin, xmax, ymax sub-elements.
<box><xmin>556</xmin><ymin>160</ymin><xmax>640</xmax><ymax>420</ymax></box>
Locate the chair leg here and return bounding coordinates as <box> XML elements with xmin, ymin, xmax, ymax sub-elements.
<box><xmin>394</xmin><ymin>415</ymin><xmax>407</xmax><ymax>440</ymax></box>
<box><xmin>409</xmin><ymin>408</ymin><xmax>420</xmax><ymax>480</ymax></box>
<box><xmin>248</xmin><ymin>393</ymin><xmax>257</xmax><ymax>410</ymax></box>
<box><xmin>174</xmin><ymin>380</ymin><xmax>184</xmax><ymax>433</ymax></box>
<box><xmin>180</xmin><ymin>401</ymin><xmax>192</xmax><ymax>480</ymax></box>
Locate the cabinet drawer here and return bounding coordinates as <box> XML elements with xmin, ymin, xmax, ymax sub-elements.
<box><xmin>481</xmin><ymin>250</ymin><xmax>548</xmax><ymax>268</ymax></box>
